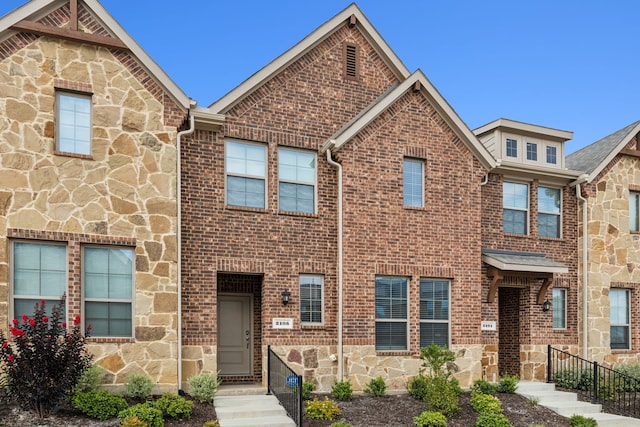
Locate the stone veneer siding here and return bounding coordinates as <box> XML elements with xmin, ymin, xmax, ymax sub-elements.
<box><xmin>0</xmin><ymin>8</ymin><xmax>186</xmax><ymax>392</ymax></box>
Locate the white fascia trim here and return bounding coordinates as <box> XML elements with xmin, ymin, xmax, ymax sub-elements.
<box><xmin>585</xmin><ymin>121</ymin><xmax>640</xmax><ymax>184</ymax></box>
<box><xmin>474</xmin><ymin>118</ymin><xmax>574</xmax><ymax>142</ymax></box>
<box><xmin>193</xmin><ymin>107</ymin><xmax>225</xmax><ymax>131</ymax></box>
<box><xmin>482</xmin><ymin>255</ymin><xmax>568</xmax><ymax>274</ymax></box>
<box><xmin>209</xmin><ymin>3</ymin><xmax>410</xmax><ymax>114</ymax></box>
<box><xmin>496</xmin><ymin>162</ymin><xmax>584</xmax><ymax>182</ymax></box>
<box><xmin>0</xmin><ymin>0</ymin><xmax>59</xmax><ymax>37</ymax></box>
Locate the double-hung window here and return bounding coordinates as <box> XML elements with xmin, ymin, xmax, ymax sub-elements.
<box><xmin>403</xmin><ymin>158</ymin><xmax>423</xmax><ymax>207</ymax></box>
<box><xmin>505</xmin><ymin>138</ymin><xmax>518</xmax><ymax>158</ymax></box>
<box><xmin>610</xmin><ymin>289</ymin><xmax>630</xmax><ymax>350</ymax></box>
<box><xmin>420</xmin><ymin>279</ymin><xmax>450</xmax><ymax>347</ymax></box>
<box><xmin>84</xmin><ymin>246</ymin><xmax>134</xmax><ymax>337</ymax></box>
<box><xmin>278</xmin><ymin>148</ymin><xmax>316</xmax><ymax>213</ymax></box>
<box><xmin>12</xmin><ymin>241</ymin><xmax>67</xmax><ymax>318</ymax></box>
<box><xmin>630</xmin><ymin>192</ymin><xmax>640</xmax><ymax>232</ymax></box>
<box><xmin>503</xmin><ymin>182</ymin><xmax>528</xmax><ymax>234</ymax></box>
<box><xmin>526</xmin><ymin>142</ymin><xmax>538</xmax><ymax>161</ymax></box>
<box><xmin>56</xmin><ymin>91</ymin><xmax>91</xmax><ymax>155</ymax></box>
<box><xmin>375</xmin><ymin>277</ymin><xmax>408</xmax><ymax>351</ymax></box>
<box><xmin>552</xmin><ymin>288</ymin><xmax>567</xmax><ymax>329</ymax></box>
<box><xmin>546</xmin><ymin>146</ymin><xmax>557</xmax><ymax>165</ymax></box>
<box><xmin>225</xmin><ymin>140</ymin><xmax>267</xmax><ymax>208</ymax></box>
<box><xmin>538</xmin><ymin>187</ymin><xmax>561</xmax><ymax>238</ymax></box>
<box><xmin>300</xmin><ymin>275</ymin><xmax>323</xmax><ymax>325</ymax></box>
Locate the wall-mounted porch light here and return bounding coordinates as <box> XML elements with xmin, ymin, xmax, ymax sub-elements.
<box><xmin>281</xmin><ymin>290</ymin><xmax>291</xmax><ymax>306</ymax></box>
<box><xmin>542</xmin><ymin>298</ymin><xmax>551</xmax><ymax>312</ymax></box>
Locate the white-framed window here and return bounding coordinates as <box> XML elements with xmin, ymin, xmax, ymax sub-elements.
<box><xmin>11</xmin><ymin>241</ymin><xmax>67</xmax><ymax>318</ymax></box>
<box><xmin>403</xmin><ymin>158</ymin><xmax>424</xmax><ymax>207</ymax></box>
<box><xmin>538</xmin><ymin>187</ymin><xmax>561</xmax><ymax>238</ymax></box>
<box><xmin>503</xmin><ymin>182</ymin><xmax>528</xmax><ymax>234</ymax></box>
<box><xmin>630</xmin><ymin>191</ymin><xmax>640</xmax><ymax>232</ymax></box>
<box><xmin>375</xmin><ymin>276</ymin><xmax>408</xmax><ymax>351</ymax></box>
<box><xmin>300</xmin><ymin>275</ymin><xmax>323</xmax><ymax>325</ymax></box>
<box><xmin>610</xmin><ymin>288</ymin><xmax>630</xmax><ymax>350</ymax></box>
<box><xmin>56</xmin><ymin>91</ymin><xmax>91</xmax><ymax>155</ymax></box>
<box><xmin>552</xmin><ymin>288</ymin><xmax>567</xmax><ymax>329</ymax></box>
<box><xmin>225</xmin><ymin>140</ymin><xmax>267</xmax><ymax>208</ymax></box>
<box><xmin>278</xmin><ymin>148</ymin><xmax>316</xmax><ymax>213</ymax></box>
<box><xmin>83</xmin><ymin>246</ymin><xmax>134</xmax><ymax>337</ymax></box>
<box><xmin>505</xmin><ymin>138</ymin><xmax>518</xmax><ymax>158</ymax></box>
<box><xmin>546</xmin><ymin>145</ymin><xmax>557</xmax><ymax>165</ymax></box>
<box><xmin>526</xmin><ymin>142</ymin><xmax>538</xmax><ymax>161</ymax></box>
<box><xmin>420</xmin><ymin>279</ymin><xmax>450</xmax><ymax>347</ymax></box>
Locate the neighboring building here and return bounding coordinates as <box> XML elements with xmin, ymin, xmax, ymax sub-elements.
<box><xmin>567</xmin><ymin>120</ymin><xmax>640</xmax><ymax>365</ymax></box>
<box><xmin>0</xmin><ymin>0</ymin><xmax>189</xmax><ymax>392</ymax></box>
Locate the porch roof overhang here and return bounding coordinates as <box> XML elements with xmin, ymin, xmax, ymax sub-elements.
<box><xmin>482</xmin><ymin>249</ymin><xmax>568</xmax><ymax>305</ymax></box>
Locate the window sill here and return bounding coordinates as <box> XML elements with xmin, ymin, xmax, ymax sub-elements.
<box><xmin>54</xmin><ymin>150</ymin><xmax>92</xmax><ymax>160</ymax></box>
<box><xmin>87</xmin><ymin>337</ymin><xmax>135</xmax><ymax>344</ymax></box>
<box><xmin>301</xmin><ymin>324</ymin><xmax>326</xmax><ymax>330</ymax></box>
<box><xmin>404</xmin><ymin>205</ymin><xmax>426</xmax><ymax>211</ymax></box>
<box><xmin>225</xmin><ymin>205</ymin><xmax>268</xmax><ymax>214</ymax></box>
<box><xmin>538</xmin><ymin>236</ymin><xmax>565</xmax><ymax>242</ymax></box>
<box><xmin>278</xmin><ymin>210</ymin><xmax>318</xmax><ymax>218</ymax></box>
<box><xmin>376</xmin><ymin>350</ymin><xmax>411</xmax><ymax>356</ymax></box>
<box><xmin>611</xmin><ymin>349</ymin><xmax>633</xmax><ymax>354</ymax></box>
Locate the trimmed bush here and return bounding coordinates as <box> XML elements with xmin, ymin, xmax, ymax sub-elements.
<box><xmin>75</xmin><ymin>364</ymin><xmax>105</xmax><ymax>393</ymax></box>
<box><xmin>407</xmin><ymin>375</ymin><xmax>429</xmax><ymax>400</ymax></box>
<box><xmin>568</xmin><ymin>414</ymin><xmax>597</xmax><ymax>427</ymax></box>
<box><xmin>124</xmin><ymin>374</ymin><xmax>154</xmax><ymax>400</ymax></box>
<box><xmin>496</xmin><ymin>374</ymin><xmax>518</xmax><ymax>393</ymax></box>
<box><xmin>302</xmin><ymin>381</ymin><xmax>316</xmax><ymax>400</ymax></box>
<box><xmin>71</xmin><ymin>390</ymin><xmax>128</xmax><ymax>421</ymax></box>
<box><xmin>304</xmin><ymin>397</ymin><xmax>341</xmax><ymax>420</ymax></box>
<box><xmin>331</xmin><ymin>380</ymin><xmax>353</xmax><ymax>401</ymax></box>
<box><xmin>188</xmin><ymin>373</ymin><xmax>220</xmax><ymax>404</ymax></box>
<box><xmin>476</xmin><ymin>412</ymin><xmax>513</xmax><ymax>427</ymax></box>
<box><xmin>470</xmin><ymin>390</ymin><xmax>503</xmax><ymax>414</ymax></box>
<box><xmin>423</xmin><ymin>376</ymin><xmax>461</xmax><ymax>417</ymax></box>
<box><xmin>414</xmin><ymin>410</ymin><xmax>447</xmax><ymax>427</ymax></box>
<box><xmin>330</xmin><ymin>422</ymin><xmax>352</xmax><ymax>427</ymax></box>
<box><xmin>472</xmin><ymin>379</ymin><xmax>497</xmax><ymax>395</ymax></box>
<box><xmin>120</xmin><ymin>416</ymin><xmax>148</xmax><ymax>427</ymax></box>
<box><xmin>151</xmin><ymin>393</ymin><xmax>193</xmax><ymax>420</ymax></box>
<box><xmin>202</xmin><ymin>422</ymin><xmax>219</xmax><ymax>427</ymax></box>
<box><xmin>364</xmin><ymin>376</ymin><xmax>387</xmax><ymax>397</ymax></box>
<box><xmin>118</xmin><ymin>403</ymin><xmax>164</xmax><ymax>427</ymax></box>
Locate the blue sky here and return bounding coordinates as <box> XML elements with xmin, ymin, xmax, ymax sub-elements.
<box><xmin>1</xmin><ymin>1</ymin><xmax>639</xmax><ymax>153</ymax></box>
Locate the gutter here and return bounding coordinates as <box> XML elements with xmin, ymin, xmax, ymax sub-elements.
<box><xmin>176</xmin><ymin>104</ymin><xmax>196</xmax><ymax>392</ymax></box>
<box><xmin>323</xmin><ymin>140</ymin><xmax>344</xmax><ymax>381</ymax></box>
<box><xmin>571</xmin><ymin>174</ymin><xmax>589</xmax><ymax>359</ymax></box>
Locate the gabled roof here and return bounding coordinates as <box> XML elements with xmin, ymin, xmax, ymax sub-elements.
<box><xmin>208</xmin><ymin>3</ymin><xmax>411</xmax><ymax>114</ymax></box>
<box><xmin>566</xmin><ymin>120</ymin><xmax>640</xmax><ymax>182</ymax></box>
<box><xmin>0</xmin><ymin>0</ymin><xmax>190</xmax><ymax>110</ymax></box>
<box><xmin>321</xmin><ymin>69</ymin><xmax>497</xmax><ymax>170</ymax></box>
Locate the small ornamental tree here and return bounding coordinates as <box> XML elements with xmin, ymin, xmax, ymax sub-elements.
<box><xmin>0</xmin><ymin>299</ymin><xmax>93</xmax><ymax>418</ymax></box>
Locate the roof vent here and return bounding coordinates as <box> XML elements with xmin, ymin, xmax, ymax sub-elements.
<box><xmin>344</xmin><ymin>43</ymin><xmax>358</xmax><ymax>80</ymax></box>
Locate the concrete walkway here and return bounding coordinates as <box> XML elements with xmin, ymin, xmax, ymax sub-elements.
<box><xmin>517</xmin><ymin>381</ymin><xmax>640</xmax><ymax>426</ymax></box>
<box><xmin>214</xmin><ymin>384</ymin><xmax>296</xmax><ymax>427</ymax></box>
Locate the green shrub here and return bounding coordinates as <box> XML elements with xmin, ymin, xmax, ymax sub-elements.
<box><xmin>527</xmin><ymin>397</ymin><xmax>539</xmax><ymax>407</ymax></box>
<box><xmin>118</xmin><ymin>403</ymin><xmax>164</xmax><ymax>427</ymax></box>
<box><xmin>568</xmin><ymin>414</ymin><xmax>597</xmax><ymax>427</ymax></box>
<box><xmin>472</xmin><ymin>379</ymin><xmax>497</xmax><ymax>395</ymax></box>
<box><xmin>331</xmin><ymin>380</ymin><xmax>353</xmax><ymax>401</ymax></box>
<box><xmin>120</xmin><ymin>416</ymin><xmax>148</xmax><ymax>427</ymax></box>
<box><xmin>615</xmin><ymin>364</ymin><xmax>640</xmax><ymax>392</ymax></box>
<box><xmin>419</xmin><ymin>344</ymin><xmax>456</xmax><ymax>378</ymax></box>
<box><xmin>423</xmin><ymin>376</ymin><xmax>461</xmax><ymax>417</ymax></box>
<box><xmin>304</xmin><ymin>397</ymin><xmax>341</xmax><ymax>420</ymax></box>
<box><xmin>476</xmin><ymin>412</ymin><xmax>513</xmax><ymax>427</ymax></box>
<box><xmin>413</xmin><ymin>410</ymin><xmax>447</xmax><ymax>427</ymax></box>
<box><xmin>75</xmin><ymin>364</ymin><xmax>105</xmax><ymax>393</ymax></box>
<box><xmin>124</xmin><ymin>374</ymin><xmax>154</xmax><ymax>400</ymax></box>
<box><xmin>330</xmin><ymin>422</ymin><xmax>352</xmax><ymax>427</ymax></box>
<box><xmin>496</xmin><ymin>374</ymin><xmax>518</xmax><ymax>393</ymax></box>
<box><xmin>470</xmin><ymin>390</ymin><xmax>503</xmax><ymax>414</ymax></box>
<box><xmin>364</xmin><ymin>376</ymin><xmax>387</xmax><ymax>397</ymax></box>
<box><xmin>71</xmin><ymin>390</ymin><xmax>129</xmax><ymax>421</ymax></box>
<box><xmin>202</xmin><ymin>422</ymin><xmax>219</xmax><ymax>427</ymax></box>
<box><xmin>187</xmin><ymin>373</ymin><xmax>220</xmax><ymax>404</ymax></box>
<box><xmin>407</xmin><ymin>374</ymin><xmax>429</xmax><ymax>400</ymax></box>
<box><xmin>302</xmin><ymin>381</ymin><xmax>316</xmax><ymax>400</ymax></box>
<box><xmin>151</xmin><ymin>393</ymin><xmax>193</xmax><ymax>420</ymax></box>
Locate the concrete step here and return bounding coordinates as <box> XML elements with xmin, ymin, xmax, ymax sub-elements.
<box><xmin>590</xmin><ymin>412</ymin><xmax>640</xmax><ymax>427</ymax></box>
<box><xmin>543</xmin><ymin>400</ymin><xmax>602</xmax><ymax>417</ymax></box>
<box><xmin>214</xmin><ymin>394</ymin><xmax>296</xmax><ymax>427</ymax></box>
<box><xmin>218</xmin><ymin>415</ymin><xmax>296</xmax><ymax>427</ymax></box>
<box><xmin>519</xmin><ymin>389</ymin><xmax>578</xmax><ymax>403</ymax></box>
<box><xmin>217</xmin><ymin>383</ymin><xmax>268</xmax><ymax>396</ymax></box>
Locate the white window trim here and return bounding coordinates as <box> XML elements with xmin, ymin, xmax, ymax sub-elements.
<box><xmin>504</xmin><ymin>136</ymin><xmax>520</xmax><ymax>160</ymax></box>
<box><xmin>82</xmin><ymin>245</ymin><xmax>135</xmax><ymax>338</ymax></box>
<box><xmin>525</xmin><ymin>140</ymin><xmax>539</xmax><ymax>163</ymax></box>
<box><xmin>552</xmin><ymin>288</ymin><xmax>567</xmax><ymax>329</ymax></box>
<box><xmin>374</xmin><ymin>276</ymin><xmax>409</xmax><ymax>351</ymax></box>
<box><xmin>299</xmin><ymin>274</ymin><xmax>324</xmax><ymax>326</ymax></box>
<box><xmin>277</xmin><ymin>147</ymin><xmax>317</xmax><ymax>214</ymax></box>
<box><xmin>538</xmin><ymin>186</ymin><xmax>562</xmax><ymax>238</ymax></box>
<box><xmin>503</xmin><ymin>181</ymin><xmax>529</xmax><ymax>235</ymax></box>
<box><xmin>419</xmin><ymin>278</ymin><xmax>451</xmax><ymax>347</ymax></box>
<box><xmin>544</xmin><ymin>143</ymin><xmax>560</xmax><ymax>166</ymax></box>
<box><xmin>55</xmin><ymin>90</ymin><xmax>92</xmax><ymax>156</ymax></box>
<box><xmin>610</xmin><ymin>288</ymin><xmax>631</xmax><ymax>350</ymax></box>
<box><xmin>403</xmin><ymin>158</ymin><xmax>424</xmax><ymax>208</ymax></box>
<box><xmin>225</xmin><ymin>139</ymin><xmax>268</xmax><ymax>209</ymax></box>
<box><xmin>630</xmin><ymin>191</ymin><xmax>640</xmax><ymax>232</ymax></box>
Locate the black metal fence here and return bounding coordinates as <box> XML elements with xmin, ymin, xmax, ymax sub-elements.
<box><xmin>547</xmin><ymin>345</ymin><xmax>640</xmax><ymax>418</ymax></box>
<box><xmin>267</xmin><ymin>345</ymin><xmax>303</xmax><ymax>426</ymax></box>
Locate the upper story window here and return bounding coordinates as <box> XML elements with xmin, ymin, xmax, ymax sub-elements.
<box><xmin>84</xmin><ymin>246</ymin><xmax>134</xmax><ymax>337</ymax></box>
<box><xmin>538</xmin><ymin>187</ymin><xmax>561</xmax><ymax>238</ymax></box>
<box><xmin>630</xmin><ymin>192</ymin><xmax>640</xmax><ymax>232</ymax></box>
<box><xmin>12</xmin><ymin>241</ymin><xmax>67</xmax><ymax>318</ymax></box>
<box><xmin>278</xmin><ymin>148</ymin><xmax>316</xmax><ymax>213</ymax></box>
<box><xmin>403</xmin><ymin>158</ymin><xmax>424</xmax><ymax>207</ymax></box>
<box><xmin>552</xmin><ymin>288</ymin><xmax>567</xmax><ymax>329</ymax></box>
<box><xmin>225</xmin><ymin>140</ymin><xmax>267</xmax><ymax>209</ymax></box>
<box><xmin>526</xmin><ymin>142</ymin><xmax>538</xmax><ymax>161</ymax></box>
<box><xmin>56</xmin><ymin>91</ymin><xmax>91</xmax><ymax>155</ymax></box>
<box><xmin>610</xmin><ymin>288</ymin><xmax>630</xmax><ymax>350</ymax></box>
<box><xmin>505</xmin><ymin>138</ymin><xmax>518</xmax><ymax>158</ymax></box>
<box><xmin>546</xmin><ymin>146</ymin><xmax>557</xmax><ymax>165</ymax></box>
<box><xmin>300</xmin><ymin>275</ymin><xmax>323</xmax><ymax>325</ymax></box>
<box><xmin>375</xmin><ymin>276</ymin><xmax>408</xmax><ymax>351</ymax></box>
<box><xmin>420</xmin><ymin>279</ymin><xmax>450</xmax><ymax>347</ymax></box>
<box><xmin>503</xmin><ymin>182</ymin><xmax>528</xmax><ymax>234</ymax></box>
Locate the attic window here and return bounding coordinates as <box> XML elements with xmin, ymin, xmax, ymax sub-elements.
<box><xmin>344</xmin><ymin>43</ymin><xmax>359</xmax><ymax>80</ymax></box>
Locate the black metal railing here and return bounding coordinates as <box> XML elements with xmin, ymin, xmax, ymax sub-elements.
<box><xmin>547</xmin><ymin>345</ymin><xmax>640</xmax><ymax>418</ymax></box>
<box><xmin>267</xmin><ymin>345</ymin><xmax>303</xmax><ymax>426</ymax></box>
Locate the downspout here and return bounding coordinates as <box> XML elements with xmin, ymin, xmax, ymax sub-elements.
<box><xmin>324</xmin><ymin>140</ymin><xmax>344</xmax><ymax>381</ymax></box>
<box><xmin>176</xmin><ymin>105</ymin><xmax>196</xmax><ymax>393</ymax></box>
<box><xmin>575</xmin><ymin>181</ymin><xmax>588</xmax><ymax>359</ymax></box>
